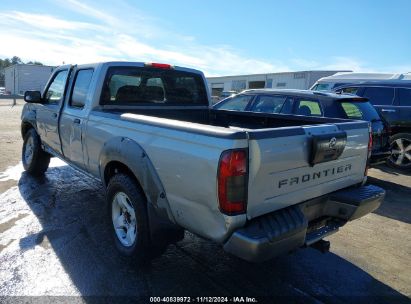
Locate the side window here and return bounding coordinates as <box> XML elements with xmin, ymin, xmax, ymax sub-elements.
<box><xmin>341</xmin><ymin>102</ymin><xmax>363</xmax><ymax>119</ymax></box>
<box><xmin>337</xmin><ymin>87</ymin><xmax>359</xmax><ymax>95</ymax></box>
<box><xmin>398</xmin><ymin>88</ymin><xmax>411</xmax><ymax>106</ymax></box>
<box><xmin>295</xmin><ymin>99</ymin><xmax>322</xmax><ymax>116</ymax></box>
<box><xmin>250</xmin><ymin>95</ymin><xmax>286</xmax><ymax>113</ymax></box>
<box><xmin>332</xmin><ymin>83</ymin><xmax>348</xmax><ymax>89</ymax></box>
<box><xmin>362</xmin><ymin>87</ymin><xmax>394</xmax><ymax>105</ymax></box>
<box><xmin>215</xmin><ymin>95</ymin><xmax>253</xmax><ymax>111</ymax></box>
<box><xmin>44</xmin><ymin>70</ymin><xmax>68</xmax><ymax>104</ymax></box>
<box><xmin>279</xmin><ymin>97</ymin><xmax>294</xmax><ymax>114</ymax></box>
<box><xmin>70</xmin><ymin>69</ymin><xmax>94</xmax><ymax>108</ymax></box>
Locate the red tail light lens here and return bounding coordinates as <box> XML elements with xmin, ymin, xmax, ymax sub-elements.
<box><xmin>368</xmin><ymin>127</ymin><xmax>373</xmax><ymax>157</ymax></box>
<box><xmin>386</xmin><ymin>124</ymin><xmax>392</xmax><ymax>136</ymax></box>
<box><xmin>365</xmin><ymin>126</ymin><xmax>373</xmax><ymax>176</ymax></box>
<box><xmin>218</xmin><ymin>149</ymin><xmax>247</xmax><ymax>215</ymax></box>
<box><xmin>145</xmin><ymin>62</ymin><xmax>173</xmax><ymax>69</ymax></box>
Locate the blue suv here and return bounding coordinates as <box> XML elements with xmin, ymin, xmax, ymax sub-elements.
<box><xmin>333</xmin><ymin>82</ymin><xmax>411</xmax><ymax>170</ymax></box>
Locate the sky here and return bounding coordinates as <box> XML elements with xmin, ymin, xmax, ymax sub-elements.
<box><xmin>0</xmin><ymin>0</ymin><xmax>410</xmax><ymax>76</ymax></box>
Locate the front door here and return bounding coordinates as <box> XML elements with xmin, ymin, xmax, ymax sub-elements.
<box><xmin>36</xmin><ymin>69</ymin><xmax>69</xmax><ymax>154</ymax></box>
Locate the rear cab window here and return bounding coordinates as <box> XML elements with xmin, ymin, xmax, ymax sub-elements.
<box><xmin>362</xmin><ymin>87</ymin><xmax>394</xmax><ymax>105</ymax></box>
<box><xmin>101</xmin><ymin>67</ymin><xmax>208</xmax><ymax>106</ymax></box>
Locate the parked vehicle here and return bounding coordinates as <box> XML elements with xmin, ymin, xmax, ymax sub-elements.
<box><xmin>21</xmin><ymin>62</ymin><xmax>384</xmax><ymax>263</ymax></box>
<box><xmin>219</xmin><ymin>90</ymin><xmax>237</xmax><ymax>99</ymax></box>
<box><xmin>0</xmin><ymin>87</ymin><xmax>5</xmax><ymax>95</ymax></box>
<box><xmin>210</xmin><ymin>95</ymin><xmax>220</xmax><ymax>104</ymax></box>
<box><xmin>333</xmin><ymin>82</ymin><xmax>411</xmax><ymax>170</ymax></box>
<box><xmin>310</xmin><ymin>72</ymin><xmax>411</xmax><ymax>92</ymax></box>
<box><xmin>214</xmin><ymin>89</ymin><xmax>391</xmax><ymax>166</ymax></box>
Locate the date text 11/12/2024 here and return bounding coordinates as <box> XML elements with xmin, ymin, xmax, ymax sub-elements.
<box><xmin>149</xmin><ymin>296</ymin><xmax>258</xmax><ymax>303</ymax></box>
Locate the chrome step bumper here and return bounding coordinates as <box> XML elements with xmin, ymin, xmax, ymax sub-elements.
<box><xmin>223</xmin><ymin>185</ymin><xmax>385</xmax><ymax>262</ymax></box>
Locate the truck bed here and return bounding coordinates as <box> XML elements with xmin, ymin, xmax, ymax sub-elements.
<box><xmin>99</xmin><ymin>107</ymin><xmax>355</xmax><ymax>130</ymax></box>
<box><xmin>89</xmin><ymin>106</ymin><xmax>369</xmax><ymax>222</ymax></box>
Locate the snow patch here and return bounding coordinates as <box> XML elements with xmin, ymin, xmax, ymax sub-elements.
<box><xmin>0</xmin><ymin>158</ymin><xmax>67</xmax><ymax>182</ymax></box>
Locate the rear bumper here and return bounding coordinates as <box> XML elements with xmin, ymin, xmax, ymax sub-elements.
<box><xmin>223</xmin><ymin>184</ymin><xmax>385</xmax><ymax>262</ymax></box>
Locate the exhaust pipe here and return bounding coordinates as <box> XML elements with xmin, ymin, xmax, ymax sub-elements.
<box><xmin>310</xmin><ymin>239</ymin><xmax>330</xmax><ymax>253</ymax></box>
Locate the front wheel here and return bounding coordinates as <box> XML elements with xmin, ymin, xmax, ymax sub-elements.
<box><xmin>106</xmin><ymin>174</ymin><xmax>151</xmax><ymax>263</ymax></box>
<box><xmin>22</xmin><ymin>129</ymin><xmax>50</xmax><ymax>176</ymax></box>
<box><xmin>387</xmin><ymin>133</ymin><xmax>411</xmax><ymax>171</ymax></box>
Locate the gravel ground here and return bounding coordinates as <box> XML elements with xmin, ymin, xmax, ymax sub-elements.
<box><xmin>0</xmin><ymin>101</ymin><xmax>410</xmax><ymax>302</ymax></box>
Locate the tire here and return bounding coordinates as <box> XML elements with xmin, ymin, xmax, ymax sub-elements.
<box><xmin>387</xmin><ymin>133</ymin><xmax>411</xmax><ymax>171</ymax></box>
<box><xmin>107</xmin><ymin>173</ymin><xmax>151</xmax><ymax>263</ymax></box>
<box><xmin>22</xmin><ymin>128</ymin><xmax>50</xmax><ymax>176</ymax></box>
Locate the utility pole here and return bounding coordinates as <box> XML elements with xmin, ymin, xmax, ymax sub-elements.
<box><xmin>13</xmin><ymin>67</ymin><xmax>16</xmax><ymax>107</ymax></box>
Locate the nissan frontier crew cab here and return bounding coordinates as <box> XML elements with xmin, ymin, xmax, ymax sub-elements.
<box><xmin>21</xmin><ymin>62</ymin><xmax>385</xmax><ymax>263</ymax></box>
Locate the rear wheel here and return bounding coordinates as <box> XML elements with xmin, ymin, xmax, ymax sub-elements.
<box><xmin>22</xmin><ymin>129</ymin><xmax>50</xmax><ymax>176</ymax></box>
<box><xmin>107</xmin><ymin>173</ymin><xmax>151</xmax><ymax>263</ymax></box>
<box><xmin>387</xmin><ymin>133</ymin><xmax>411</xmax><ymax>170</ymax></box>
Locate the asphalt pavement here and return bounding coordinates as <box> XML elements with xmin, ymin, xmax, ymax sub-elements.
<box><xmin>0</xmin><ymin>159</ymin><xmax>410</xmax><ymax>303</ymax></box>
<box><xmin>0</xmin><ymin>103</ymin><xmax>410</xmax><ymax>303</ymax></box>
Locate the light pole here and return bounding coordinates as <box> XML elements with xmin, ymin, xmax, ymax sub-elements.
<box><xmin>13</xmin><ymin>67</ymin><xmax>16</xmax><ymax>107</ymax></box>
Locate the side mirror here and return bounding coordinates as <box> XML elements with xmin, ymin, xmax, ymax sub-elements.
<box><xmin>24</xmin><ymin>91</ymin><xmax>42</xmax><ymax>103</ymax></box>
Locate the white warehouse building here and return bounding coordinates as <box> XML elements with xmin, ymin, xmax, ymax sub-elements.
<box><xmin>206</xmin><ymin>70</ymin><xmax>350</xmax><ymax>97</ymax></box>
<box><xmin>4</xmin><ymin>64</ymin><xmax>56</xmax><ymax>95</ymax></box>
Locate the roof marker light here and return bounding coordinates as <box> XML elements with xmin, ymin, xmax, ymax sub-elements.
<box><xmin>145</xmin><ymin>62</ymin><xmax>173</xmax><ymax>69</ymax></box>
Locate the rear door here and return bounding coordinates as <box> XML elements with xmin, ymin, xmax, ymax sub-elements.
<box><xmin>36</xmin><ymin>68</ymin><xmax>70</xmax><ymax>154</ymax></box>
<box><xmin>359</xmin><ymin>86</ymin><xmax>398</xmax><ymax>125</ymax></box>
<box><xmin>60</xmin><ymin>68</ymin><xmax>94</xmax><ymax>169</ymax></box>
<box><xmin>246</xmin><ymin>123</ymin><xmax>369</xmax><ymax>219</ymax></box>
<box><xmin>396</xmin><ymin>88</ymin><xmax>411</xmax><ymax>129</ymax></box>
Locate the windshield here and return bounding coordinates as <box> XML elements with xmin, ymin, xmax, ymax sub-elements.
<box><xmin>340</xmin><ymin>101</ymin><xmax>381</xmax><ymax>121</ymax></box>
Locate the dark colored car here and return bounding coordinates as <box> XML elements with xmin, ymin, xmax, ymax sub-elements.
<box><xmin>333</xmin><ymin>81</ymin><xmax>411</xmax><ymax>170</ymax></box>
<box><xmin>213</xmin><ymin>89</ymin><xmax>391</xmax><ymax>166</ymax></box>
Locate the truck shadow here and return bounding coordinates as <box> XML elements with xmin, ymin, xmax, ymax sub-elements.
<box><xmin>17</xmin><ymin>164</ymin><xmax>410</xmax><ymax>302</ymax></box>
<box><xmin>367</xmin><ymin>176</ymin><xmax>411</xmax><ymax>225</ymax></box>
<box><xmin>373</xmin><ymin>164</ymin><xmax>411</xmax><ymax>177</ymax></box>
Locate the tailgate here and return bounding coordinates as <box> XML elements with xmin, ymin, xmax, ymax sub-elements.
<box><xmin>246</xmin><ymin>122</ymin><xmax>369</xmax><ymax>219</ymax></box>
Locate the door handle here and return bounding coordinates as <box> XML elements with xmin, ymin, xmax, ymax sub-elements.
<box><xmin>381</xmin><ymin>109</ymin><xmax>396</xmax><ymax>113</ymax></box>
<box><xmin>52</xmin><ymin>113</ymin><xmax>58</xmax><ymax>118</ymax></box>
<box><xmin>73</xmin><ymin>118</ymin><xmax>81</xmax><ymax>124</ymax></box>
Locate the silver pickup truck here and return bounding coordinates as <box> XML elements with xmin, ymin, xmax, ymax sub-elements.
<box><xmin>21</xmin><ymin>62</ymin><xmax>385</xmax><ymax>263</ymax></box>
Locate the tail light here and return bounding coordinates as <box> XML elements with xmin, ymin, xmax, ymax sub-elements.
<box><xmin>365</xmin><ymin>125</ymin><xmax>373</xmax><ymax>176</ymax></box>
<box><xmin>386</xmin><ymin>124</ymin><xmax>392</xmax><ymax>137</ymax></box>
<box><xmin>145</xmin><ymin>62</ymin><xmax>173</xmax><ymax>69</ymax></box>
<box><xmin>368</xmin><ymin>127</ymin><xmax>373</xmax><ymax>156</ymax></box>
<box><xmin>217</xmin><ymin>149</ymin><xmax>248</xmax><ymax>215</ymax></box>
